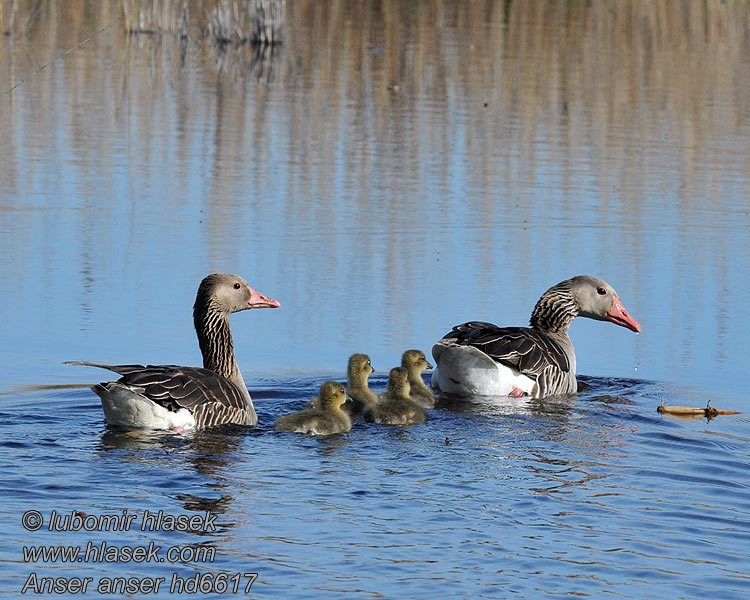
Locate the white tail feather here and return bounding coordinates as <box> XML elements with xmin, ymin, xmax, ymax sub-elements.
<box><xmin>431</xmin><ymin>343</ymin><xmax>535</xmax><ymax>397</ymax></box>
<box><xmin>92</xmin><ymin>382</ymin><xmax>195</xmax><ymax>430</ymax></box>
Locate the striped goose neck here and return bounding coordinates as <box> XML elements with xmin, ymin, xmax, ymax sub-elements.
<box><xmin>193</xmin><ymin>299</ymin><xmax>238</xmax><ymax>382</ymax></box>
<box><xmin>529</xmin><ymin>280</ymin><xmax>579</xmax><ymax>335</ymax></box>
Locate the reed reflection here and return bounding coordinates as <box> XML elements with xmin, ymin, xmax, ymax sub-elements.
<box><xmin>1</xmin><ymin>0</ymin><xmax>749</xmax><ymax>388</ymax></box>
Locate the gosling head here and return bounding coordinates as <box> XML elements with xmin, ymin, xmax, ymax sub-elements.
<box><xmin>319</xmin><ymin>381</ymin><xmax>348</xmax><ymax>411</ymax></box>
<box><xmin>401</xmin><ymin>349</ymin><xmax>432</xmax><ymax>373</ymax></box>
<box><xmin>347</xmin><ymin>353</ymin><xmax>375</xmax><ymax>384</ymax></box>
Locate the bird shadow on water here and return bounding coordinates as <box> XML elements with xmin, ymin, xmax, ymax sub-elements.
<box><xmin>434</xmin><ymin>374</ymin><xmax>661</xmax><ymax>431</ymax></box>
<box><xmin>96</xmin><ymin>423</ymin><xmax>254</xmax><ymax>469</ymax></box>
<box><xmin>435</xmin><ymin>388</ymin><xmax>581</xmax><ymax>419</ymax></box>
<box><xmin>94</xmin><ymin>425</ymin><xmax>258</xmax><ymax>531</ymax></box>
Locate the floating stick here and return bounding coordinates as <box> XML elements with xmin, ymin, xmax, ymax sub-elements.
<box><xmin>657</xmin><ymin>398</ymin><xmax>741</xmax><ymax>418</ymax></box>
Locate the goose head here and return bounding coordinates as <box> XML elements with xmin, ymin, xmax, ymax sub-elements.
<box><xmin>347</xmin><ymin>353</ymin><xmax>375</xmax><ymax>384</ymax></box>
<box><xmin>530</xmin><ymin>275</ymin><xmax>641</xmax><ymax>334</ymax></box>
<box><xmin>386</xmin><ymin>367</ymin><xmax>411</xmax><ymax>397</ymax></box>
<box><xmin>196</xmin><ymin>273</ymin><xmax>280</xmax><ymax>316</ymax></box>
<box><xmin>570</xmin><ymin>276</ymin><xmax>641</xmax><ymax>333</ymax></box>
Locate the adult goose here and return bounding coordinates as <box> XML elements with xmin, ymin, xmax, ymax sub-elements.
<box><xmin>431</xmin><ymin>275</ymin><xmax>640</xmax><ymax>398</ymax></box>
<box><xmin>67</xmin><ymin>273</ymin><xmax>280</xmax><ymax>430</ymax></box>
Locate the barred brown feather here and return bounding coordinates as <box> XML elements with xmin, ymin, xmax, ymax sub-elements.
<box><xmin>65</xmin><ymin>273</ymin><xmax>279</xmax><ymax>430</ymax></box>
<box><xmin>442</xmin><ymin>323</ymin><xmax>570</xmax><ymax>378</ymax></box>
<box><xmin>434</xmin><ymin>275</ymin><xmax>636</xmax><ymax>398</ymax></box>
<box><xmin>74</xmin><ymin>362</ymin><xmax>254</xmax><ymax>426</ymax></box>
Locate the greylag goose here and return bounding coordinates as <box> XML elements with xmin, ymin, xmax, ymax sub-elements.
<box><xmin>401</xmin><ymin>349</ymin><xmax>436</xmax><ymax>408</ymax></box>
<box><xmin>345</xmin><ymin>353</ymin><xmax>378</xmax><ymax>416</ymax></box>
<box><xmin>431</xmin><ymin>275</ymin><xmax>641</xmax><ymax>398</ymax></box>
<box><xmin>365</xmin><ymin>367</ymin><xmax>427</xmax><ymax>426</ymax></box>
<box><xmin>275</xmin><ymin>381</ymin><xmax>351</xmax><ymax>435</ymax></box>
<box><xmin>66</xmin><ymin>273</ymin><xmax>280</xmax><ymax>430</ymax></box>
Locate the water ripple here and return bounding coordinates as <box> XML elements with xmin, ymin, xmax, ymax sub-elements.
<box><xmin>0</xmin><ymin>375</ymin><xmax>748</xmax><ymax>599</ymax></box>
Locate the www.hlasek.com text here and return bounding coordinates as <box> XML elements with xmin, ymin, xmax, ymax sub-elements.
<box><xmin>19</xmin><ymin>509</ymin><xmax>258</xmax><ymax>595</ymax></box>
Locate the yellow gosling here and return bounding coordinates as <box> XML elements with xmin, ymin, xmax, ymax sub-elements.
<box><xmin>346</xmin><ymin>353</ymin><xmax>378</xmax><ymax>416</ymax></box>
<box><xmin>275</xmin><ymin>381</ymin><xmax>351</xmax><ymax>435</ymax></box>
<box><xmin>401</xmin><ymin>349</ymin><xmax>436</xmax><ymax>408</ymax></box>
<box><xmin>365</xmin><ymin>367</ymin><xmax>427</xmax><ymax>426</ymax></box>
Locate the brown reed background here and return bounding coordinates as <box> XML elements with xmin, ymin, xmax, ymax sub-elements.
<box><xmin>1</xmin><ymin>0</ymin><xmax>749</xmax><ymax>376</ymax></box>
<box><xmin>3</xmin><ymin>0</ymin><xmax>747</xmax><ymax>168</ymax></box>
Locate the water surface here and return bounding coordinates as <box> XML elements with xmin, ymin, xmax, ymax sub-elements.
<box><xmin>1</xmin><ymin>1</ymin><xmax>749</xmax><ymax>598</ymax></box>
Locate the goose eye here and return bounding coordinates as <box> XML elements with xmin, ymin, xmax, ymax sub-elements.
<box><xmin>233</xmin><ymin>282</ymin><xmax>241</xmax><ymax>290</ymax></box>
<box><xmin>597</xmin><ymin>287</ymin><xmax>607</xmax><ymax>295</ymax></box>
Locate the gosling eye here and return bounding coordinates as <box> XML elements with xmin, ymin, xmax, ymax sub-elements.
<box><xmin>233</xmin><ymin>282</ymin><xmax>241</xmax><ymax>290</ymax></box>
<box><xmin>597</xmin><ymin>287</ymin><xmax>607</xmax><ymax>295</ymax></box>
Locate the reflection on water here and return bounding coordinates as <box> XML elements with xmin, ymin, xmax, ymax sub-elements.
<box><xmin>2</xmin><ymin>1</ymin><xmax>750</xmax><ymax>598</ymax></box>
<box><xmin>1</xmin><ymin>0</ymin><xmax>749</xmax><ymax>392</ymax></box>
<box><xmin>208</xmin><ymin>39</ymin><xmax>286</xmax><ymax>81</ymax></box>
<box><xmin>1</xmin><ymin>376</ymin><xmax>748</xmax><ymax>598</ymax></box>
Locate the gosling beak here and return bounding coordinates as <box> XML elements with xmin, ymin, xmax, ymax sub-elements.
<box><xmin>425</xmin><ymin>361</ymin><xmax>433</xmax><ymax>370</ymax></box>
<box><xmin>247</xmin><ymin>286</ymin><xmax>281</xmax><ymax>309</ymax></box>
<box><xmin>606</xmin><ymin>296</ymin><xmax>641</xmax><ymax>333</ymax></box>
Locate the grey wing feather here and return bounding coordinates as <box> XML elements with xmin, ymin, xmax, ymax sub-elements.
<box><xmin>441</xmin><ymin>322</ymin><xmax>570</xmax><ymax>378</ymax></box>
<box><xmin>116</xmin><ymin>366</ymin><xmax>247</xmax><ymax>413</ymax></box>
<box><xmin>64</xmin><ymin>361</ymin><xmax>149</xmax><ymax>376</ymax></box>
<box><xmin>67</xmin><ymin>361</ymin><xmax>249</xmax><ymax>422</ymax></box>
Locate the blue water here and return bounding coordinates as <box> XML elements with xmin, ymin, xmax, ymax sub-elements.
<box><xmin>2</xmin><ymin>376</ymin><xmax>749</xmax><ymax>599</ymax></box>
<box><xmin>2</xmin><ymin>1</ymin><xmax>750</xmax><ymax>598</ymax></box>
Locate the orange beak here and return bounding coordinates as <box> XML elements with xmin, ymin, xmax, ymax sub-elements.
<box><xmin>606</xmin><ymin>296</ymin><xmax>641</xmax><ymax>333</ymax></box>
<box><xmin>247</xmin><ymin>286</ymin><xmax>281</xmax><ymax>309</ymax></box>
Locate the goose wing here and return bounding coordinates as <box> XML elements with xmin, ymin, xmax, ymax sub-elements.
<box><xmin>68</xmin><ymin>361</ymin><xmax>249</xmax><ymax>420</ymax></box>
<box><xmin>440</xmin><ymin>321</ymin><xmax>570</xmax><ymax>378</ymax></box>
